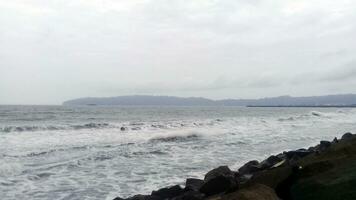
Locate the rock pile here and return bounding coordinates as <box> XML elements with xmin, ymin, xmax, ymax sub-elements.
<box><xmin>114</xmin><ymin>132</ymin><xmax>356</xmax><ymax>200</ymax></box>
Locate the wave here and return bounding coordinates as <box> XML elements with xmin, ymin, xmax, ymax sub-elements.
<box><xmin>0</xmin><ymin>123</ymin><xmax>112</xmax><ymax>133</ymax></box>
<box><xmin>149</xmin><ymin>132</ymin><xmax>200</xmax><ymax>143</ymax></box>
<box><xmin>278</xmin><ymin>110</ymin><xmax>337</xmax><ymax>122</ymax></box>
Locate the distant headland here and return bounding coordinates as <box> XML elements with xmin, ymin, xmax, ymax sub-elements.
<box><xmin>62</xmin><ymin>94</ymin><xmax>356</xmax><ymax>107</ymax></box>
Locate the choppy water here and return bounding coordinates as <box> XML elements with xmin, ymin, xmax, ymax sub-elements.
<box><xmin>1</xmin><ymin>105</ymin><xmax>356</xmax><ymax>199</ymax></box>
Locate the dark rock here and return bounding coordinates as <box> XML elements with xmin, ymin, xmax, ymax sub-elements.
<box><xmin>319</xmin><ymin>141</ymin><xmax>331</xmax><ymax>151</ymax></box>
<box><xmin>121</xmin><ymin>127</ymin><xmax>126</xmax><ymax>131</ymax></box>
<box><xmin>332</xmin><ymin>137</ymin><xmax>338</xmax><ymax>143</ymax></box>
<box><xmin>248</xmin><ymin>165</ymin><xmax>293</xmax><ymax>190</ymax></box>
<box><xmin>204</xmin><ymin>166</ymin><xmax>234</xmax><ymax>182</ymax></box>
<box><xmin>199</xmin><ymin>166</ymin><xmax>238</xmax><ymax>196</ymax></box>
<box><xmin>172</xmin><ymin>191</ymin><xmax>204</xmax><ymax>200</ymax></box>
<box><xmin>125</xmin><ymin>195</ymin><xmax>161</xmax><ymax>200</ymax></box>
<box><xmin>341</xmin><ymin>132</ymin><xmax>354</xmax><ymax>140</ymax></box>
<box><xmin>113</xmin><ymin>197</ymin><xmax>125</xmax><ymax>200</ymax></box>
<box><xmin>284</xmin><ymin>149</ymin><xmax>313</xmax><ymax>159</ymax></box>
<box><xmin>151</xmin><ymin>185</ymin><xmax>184</xmax><ymax>199</ymax></box>
<box><xmin>259</xmin><ymin>155</ymin><xmax>283</xmax><ymax>169</ymax></box>
<box><xmin>238</xmin><ymin>160</ymin><xmax>261</xmax><ymax>175</ymax></box>
<box><xmin>185</xmin><ymin>178</ymin><xmax>204</xmax><ymax>191</ymax></box>
<box><xmin>200</xmin><ymin>174</ymin><xmax>238</xmax><ymax>196</ymax></box>
<box><xmin>219</xmin><ymin>184</ymin><xmax>280</xmax><ymax>200</ymax></box>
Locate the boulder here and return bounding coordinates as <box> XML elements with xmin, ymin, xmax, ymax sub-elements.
<box><xmin>185</xmin><ymin>178</ymin><xmax>204</xmax><ymax>191</ymax></box>
<box><xmin>259</xmin><ymin>155</ymin><xmax>283</xmax><ymax>169</ymax></box>
<box><xmin>200</xmin><ymin>166</ymin><xmax>238</xmax><ymax>196</ymax></box>
<box><xmin>172</xmin><ymin>191</ymin><xmax>205</xmax><ymax>200</ymax></box>
<box><xmin>204</xmin><ymin>166</ymin><xmax>234</xmax><ymax>182</ymax></box>
<box><xmin>238</xmin><ymin>161</ymin><xmax>261</xmax><ymax>175</ymax></box>
<box><xmin>125</xmin><ymin>195</ymin><xmax>161</xmax><ymax>200</ymax></box>
<box><xmin>319</xmin><ymin>141</ymin><xmax>331</xmax><ymax>151</ymax></box>
<box><xmin>341</xmin><ymin>132</ymin><xmax>354</xmax><ymax>140</ymax></box>
<box><xmin>151</xmin><ymin>185</ymin><xmax>185</xmax><ymax>199</ymax></box>
<box><xmin>284</xmin><ymin>149</ymin><xmax>313</xmax><ymax>159</ymax></box>
<box><xmin>121</xmin><ymin>127</ymin><xmax>126</xmax><ymax>131</ymax></box>
<box><xmin>200</xmin><ymin>175</ymin><xmax>238</xmax><ymax>196</ymax></box>
<box><xmin>218</xmin><ymin>184</ymin><xmax>280</xmax><ymax>200</ymax></box>
<box><xmin>248</xmin><ymin>165</ymin><xmax>293</xmax><ymax>189</ymax></box>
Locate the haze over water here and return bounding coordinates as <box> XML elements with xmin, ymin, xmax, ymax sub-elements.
<box><xmin>1</xmin><ymin>105</ymin><xmax>356</xmax><ymax>199</ymax></box>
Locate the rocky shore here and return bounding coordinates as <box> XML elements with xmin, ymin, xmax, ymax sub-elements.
<box><xmin>114</xmin><ymin>132</ymin><xmax>356</xmax><ymax>200</ymax></box>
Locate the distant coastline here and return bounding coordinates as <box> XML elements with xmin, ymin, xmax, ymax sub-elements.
<box><xmin>63</xmin><ymin>94</ymin><xmax>356</xmax><ymax>107</ymax></box>
<box><xmin>247</xmin><ymin>105</ymin><xmax>356</xmax><ymax>108</ymax></box>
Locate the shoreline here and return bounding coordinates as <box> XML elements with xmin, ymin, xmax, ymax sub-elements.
<box><xmin>114</xmin><ymin>132</ymin><xmax>356</xmax><ymax>200</ymax></box>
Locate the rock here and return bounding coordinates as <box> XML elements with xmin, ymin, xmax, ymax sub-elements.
<box><xmin>332</xmin><ymin>137</ymin><xmax>338</xmax><ymax>143</ymax></box>
<box><xmin>120</xmin><ymin>127</ymin><xmax>126</xmax><ymax>131</ymax></box>
<box><xmin>248</xmin><ymin>165</ymin><xmax>293</xmax><ymax>189</ymax></box>
<box><xmin>341</xmin><ymin>132</ymin><xmax>354</xmax><ymax>140</ymax></box>
<box><xmin>284</xmin><ymin>149</ymin><xmax>313</xmax><ymax>159</ymax></box>
<box><xmin>125</xmin><ymin>195</ymin><xmax>161</xmax><ymax>200</ymax></box>
<box><xmin>185</xmin><ymin>178</ymin><xmax>204</xmax><ymax>191</ymax></box>
<box><xmin>238</xmin><ymin>160</ymin><xmax>261</xmax><ymax>175</ymax></box>
<box><xmin>204</xmin><ymin>166</ymin><xmax>234</xmax><ymax>182</ymax></box>
<box><xmin>113</xmin><ymin>197</ymin><xmax>125</xmax><ymax>200</ymax></box>
<box><xmin>319</xmin><ymin>141</ymin><xmax>331</xmax><ymax>151</ymax></box>
<box><xmin>200</xmin><ymin>165</ymin><xmax>238</xmax><ymax>196</ymax></box>
<box><xmin>259</xmin><ymin>155</ymin><xmax>283</xmax><ymax>169</ymax></box>
<box><xmin>151</xmin><ymin>185</ymin><xmax>185</xmax><ymax>199</ymax></box>
<box><xmin>200</xmin><ymin>174</ymin><xmax>238</xmax><ymax>196</ymax></box>
<box><xmin>172</xmin><ymin>191</ymin><xmax>204</xmax><ymax>200</ymax></box>
<box><xmin>218</xmin><ymin>184</ymin><xmax>280</xmax><ymax>200</ymax></box>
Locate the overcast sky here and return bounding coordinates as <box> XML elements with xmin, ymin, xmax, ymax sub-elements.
<box><xmin>1</xmin><ymin>0</ymin><xmax>356</xmax><ymax>104</ymax></box>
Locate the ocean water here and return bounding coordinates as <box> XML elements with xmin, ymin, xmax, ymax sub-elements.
<box><xmin>1</xmin><ymin>105</ymin><xmax>356</xmax><ymax>199</ymax></box>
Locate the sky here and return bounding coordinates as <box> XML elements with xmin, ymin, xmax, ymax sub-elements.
<box><xmin>1</xmin><ymin>0</ymin><xmax>356</xmax><ymax>105</ymax></box>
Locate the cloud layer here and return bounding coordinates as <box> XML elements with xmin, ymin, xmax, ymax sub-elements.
<box><xmin>1</xmin><ymin>0</ymin><xmax>356</xmax><ymax>104</ymax></box>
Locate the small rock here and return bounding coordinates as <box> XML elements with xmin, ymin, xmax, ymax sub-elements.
<box><xmin>332</xmin><ymin>137</ymin><xmax>338</xmax><ymax>143</ymax></box>
<box><xmin>151</xmin><ymin>185</ymin><xmax>184</xmax><ymax>199</ymax></box>
<box><xmin>120</xmin><ymin>127</ymin><xmax>126</xmax><ymax>131</ymax></box>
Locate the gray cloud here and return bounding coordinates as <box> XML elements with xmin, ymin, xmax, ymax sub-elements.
<box><xmin>0</xmin><ymin>0</ymin><xmax>356</xmax><ymax>104</ymax></box>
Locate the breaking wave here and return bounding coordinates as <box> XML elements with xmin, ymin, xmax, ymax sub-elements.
<box><xmin>0</xmin><ymin>123</ymin><xmax>112</xmax><ymax>133</ymax></box>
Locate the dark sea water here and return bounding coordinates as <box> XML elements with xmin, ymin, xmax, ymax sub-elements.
<box><xmin>1</xmin><ymin>105</ymin><xmax>356</xmax><ymax>199</ymax></box>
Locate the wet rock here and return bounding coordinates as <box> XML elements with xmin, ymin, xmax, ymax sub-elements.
<box><xmin>151</xmin><ymin>185</ymin><xmax>185</xmax><ymax>199</ymax></box>
<box><xmin>200</xmin><ymin>166</ymin><xmax>238</xmax><ymax>196</ymax></box>
<box><xmin>332</xmin><ymin>137</ymin><xmax>338</xmax><ymax>143</ymax></box>
<box><xmin>259</xmin><ymin>155</ymin><xmax>283</xmax><ymax>169</ymax></box>
<box><xmin>120</xmin><ymin>127</ymin><xmax>126</xmax><ymax>131</ymax></box>
<box><xmin>238</xmin><ymin>160</ymin><xmax>261</xmax><ymax>175</ymax></box>
<box><xmin>125</xmin><ymin>195</ymin><xmax>161</xmax><ymax>200</ymax></box>
<box><xmin>341</xmin><ymin>132</ymin><xmax>354</xmax><ymax>140</ymax></box>
<box><xmin>218</xmin><ymin>184</ymin><xmax>279</xmax><ymax>200</ymax></box>
<box><xmin>284</xmin><ymin>149</ymin><xmax>313</xmax><ymax>159</ymax></box>
<box><xmin>172</xmin><ymin>191</ymin><xmax>205</xmax><ymax>200</ymax></box>
<box><xmin>204</xmin><ymin>166</ymin><xmax>234</xmax><ymax>182</ymax></box>
<box><xmin>319</xmin><ymin>141</ymin><xmax>331</xmax><ymax>151</ymax></box>
<box><xmin>185</xmin><ymin>178</ymin><xmax>204</xmax><ymax>191</ymax></box>
<box><xmin>200</xmin><ymin>174</ymin><xmax>238</xmax><ymax>196</ymax></box>
<box><xmin>248</xmin><ymin>165</ymin><xmax>293</xmax><ymax>189</ymax></box>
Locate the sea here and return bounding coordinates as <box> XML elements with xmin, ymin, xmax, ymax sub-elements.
<box><xmin>1</xmin><ymin>105</ymin><xmax>356</xmax><ymax>199</ymax></box>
